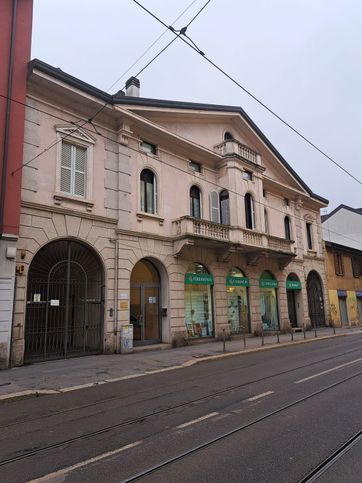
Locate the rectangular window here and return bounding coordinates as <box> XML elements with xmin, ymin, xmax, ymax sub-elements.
<box><xmin>140</xmin><ymin>140</ymin><xmax>157</xmax><ymax>155</ymax></box>
<box><xmin>334</xmin><ymin>253</ymin><xmax>344</xmax><ymax>276</ymax></box>
<box><xmin>306</xmin><ymin>223</ymin><xmax>313</xmax><ymax>249</ymax></box>
<box><xmin>351</xmin><ymin>257</ymin><xmax>360</xmax><ymax>278</ymax></box>
<box><xmin>60</xmin><ymin>141</ymin><xmax>87</xmax><ymax>197</ymax></box>
<box><xmin>189</xmin><ymin>160</ymin><xmax>202</xmax><ymax>173</ymax></box>
<box><xmin>242</xmin><ymin>170</ymin><xmax>253</xmax><ymax>181</ymax></box>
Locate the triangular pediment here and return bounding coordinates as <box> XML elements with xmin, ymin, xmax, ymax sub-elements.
<box><xmin>55</xmin><ymin>124</ymin><xmax>96</xmax><ymax>144</ymax></box>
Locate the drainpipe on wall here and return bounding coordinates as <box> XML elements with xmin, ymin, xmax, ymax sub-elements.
<box><xmin>0</xmin><ymin>0</ymin><xmax>17</xmax><ymax>236</ymax></box>
<box><xmin>114</xmin><ymin>238</ymin><xmax>119</xmax><ymax>352</ymax></box>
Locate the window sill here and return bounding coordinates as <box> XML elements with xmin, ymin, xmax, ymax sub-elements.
<box><xmin>53</xmin><ymin>193</ymin><xmax>94</xmax><ymax>212</ymax></box>
<box><xmin>136</xmin><ymin>212</ymin><xmax>164</xmax><ymax>225</ymax></box>
<box><xmin>306</xmin><ymin>249</ymin><xmax>317</xmax><ymax>256</ymax></box>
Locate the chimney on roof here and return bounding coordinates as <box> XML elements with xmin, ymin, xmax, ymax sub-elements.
<box><xmin>125</xmin><ymin>76</ymin><xmax>140</xmax><ymax>97</ymax></box>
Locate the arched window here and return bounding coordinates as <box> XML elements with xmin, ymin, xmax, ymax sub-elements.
<box><xmin>190</xmin><ymin>185</ymin><xmax>201</xmax><ymax>218</ymax></box>
<box><xmin>224</xmin><ymin>131</ymin><xmax>233</xmax><ymax>141</ymax></box>
<box><xmin>140</xmin><ymin>169</ymin><xmax>156</xmax><ymax>214</ymax></box>
<box><xmin>284</xmin><ymin>216</ymin><xmax>291</xmax><ymax>240</ymax></box>
<box><xmin>264</xmin><ymin>209</ymin><xmax>269</xmax><ymax>234</ymax></box>
<box><xmin>220</xmin><ymin>190</ymin><xmax>230</xmax><ymax>225</ymax></box>
<box><xmin>245</xmin><ymin>193</ymin><xmax>255</xmax><ymax>229</ymax></box>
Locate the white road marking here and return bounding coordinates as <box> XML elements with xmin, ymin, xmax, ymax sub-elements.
<box><xmin>247</xmin><ymin>391</ymin><xmax>274</xmax><ymax>401</ymax></box>
<box><xmin>295</xmin><ymin>358</ymin><xmax>362</xmax><ymax>384</ymax></box>
<box><xmin>176</xmin><ymin>412</ymin><xmax>219</xmax><ymax>429</ymax></box>
<box><xmin>27</xmin><ymin>440</ymin><xmax>142</xmax><ymax>482</ymax></box>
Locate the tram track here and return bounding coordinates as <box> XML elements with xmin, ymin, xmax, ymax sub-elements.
<box><xmin>0</xmin><ymin>360</ymin><xmax>361</xmax><ymax>471</ymax></box>
<box><xmin>299</xmin><ymin>430</ymin><xmax>362</xmax><ymax>482</ymax></box>
<box><xmin>1</xmin><ymin>342</ymin><xmax>361</xmax><ymax>432</ymax></box>
<box><xmin>119</xmin><ymin>370</ymin><xmax>362</xmax><ymax>483</ymax></box>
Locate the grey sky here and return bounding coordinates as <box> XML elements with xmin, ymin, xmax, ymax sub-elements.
<box><xmin>31</xmin><ymin>0</ymin><xmax>362</xmax><ymax>212</ymax></box>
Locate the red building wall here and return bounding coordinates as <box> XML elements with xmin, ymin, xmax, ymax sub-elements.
<box><xmin>0</xmin><ymin>0</ymin><xmax>33</xmax><ymax>237</ymax></box>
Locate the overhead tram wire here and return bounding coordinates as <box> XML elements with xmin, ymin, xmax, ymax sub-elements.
<box><xmin>132</xmin><ymin>0</ymin><xmax>362</xmax><ymax>186</ymax></box>
<box><xmin>3</xmin><ymin>91</ymin><xmax>361</xmax><ymax>248</ymax></box>
<box><xmin>106</xmin><ymin>0</ymin><xmax>200</xmax><ymax>93</ymax></box>
<box><xmin>11</xmin><ymin>0</ymin><xmax>211</xmax><ymax>176</ymax></box>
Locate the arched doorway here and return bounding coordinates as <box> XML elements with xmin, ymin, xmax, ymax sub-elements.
<box><xmin>259</xmin><ymin>271</ymin><xmax>279</xmax><ymax>330</ymax></box>
<box><xmin>286</xmin><ymin>273</ymin><xmax>302</xmax><ymax>328</ymax></box>
<box><xmin>184</xmin><ymin>263</ymin><xmax>214</xmax><ymax>338</ymax></box>
<box><xmin>307</xmin><ymin>271</ymin><xmax>326</xmax><ymax>327</ymax></box>
<box><xmin>226</xmin><ymin>267</ymin><xmax>250</xmax><ymax>334</ymax></box>
<box><xmin>130</xmin><ymin>259</ymin><xmax>161</xmax><ymax>345</ymax></box>
<box><xmin>25</xmin><ymin>239</ymin><xmax>104</xmax><ymax>363</ymax></box>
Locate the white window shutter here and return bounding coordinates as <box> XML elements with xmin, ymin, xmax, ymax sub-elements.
<box><xmin>210</xmin><ymin>191</ymin><xmax>220</xmax><ymax>223</ymax></box>
<box><xmin>60</xmin><ymin>142</ymin><xmax>72</xmax><ymax>193</ymax></box>
<box><xmin>73</xmin><ymin>145</ymin><xmax>87</xmax><ymax>197</ymax></box>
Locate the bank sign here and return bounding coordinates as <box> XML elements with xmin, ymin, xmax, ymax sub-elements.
<box><xmin>226</xmin><ymin>276</ymin><xmax>249</xmax><ymax>287</ymax></box>
<box><xmin>286</xmin><ymin>280</ymin><xmax>302</xmax><ymax>290</ymax></box>
<box><xmin>259</xmin><ymin>279</ymin><xmax>278</xmax><ymax>289</ymax></box>
<box><xmin>185</xmin><ymin>273</ymin><xmax>214</xmax><ymax>285</ymax></box>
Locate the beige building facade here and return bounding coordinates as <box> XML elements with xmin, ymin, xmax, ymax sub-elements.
<box><xmin>11</xmin><ymin>60</ymin><xmax>329</xmax><ymax>366</ymax></box>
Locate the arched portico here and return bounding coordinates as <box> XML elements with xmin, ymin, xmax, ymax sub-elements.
<box><xmin>25</xmin><ymin>239</ymin><xmax>104</xmax><ymax>363</ymax></box>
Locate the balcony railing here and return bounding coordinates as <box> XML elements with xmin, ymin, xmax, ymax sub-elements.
<box><xmin>214</xmin><ymin>140</ymin><xmax>259</xmax><ymax>165</ymax></box>
<box><xmin>173</xmin><ymin>217</ymin><xmax>294</xmax><ymax>254</ymax></box>
<box><xmin>173</xmin><ymin>216</ymin><xmax>230</xmax><ymax>241</ymax></box>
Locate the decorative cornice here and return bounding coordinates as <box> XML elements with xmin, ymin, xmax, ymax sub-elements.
<box><xmin>21</xmin><ymin>201</ymin><xmax>118</xmax><ymax>225</ymax></box>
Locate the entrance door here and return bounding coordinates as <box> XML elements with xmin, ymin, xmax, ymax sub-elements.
<box><xmin>307</xmin><ymin>271</ymin><xmax>325</xmax><ymax>327</ymax></box>
<box><xmin>25</xmin><ymin>240</ymin><xmax>104</xmax><ymax>363</ymax></box>
<box><xmin>130</xmin><ymin>260</ymin><xmax>161</xmax><ymax>345</ymax></box>
<box><xmin>287</xmin><ymin>290</ymin><xmax>298</xmax><ymax>328</ymax></box>
<box><xmin>338</xmin><ymin>297</ymin><xmax>349</xmax><ymax>325</ymax></box>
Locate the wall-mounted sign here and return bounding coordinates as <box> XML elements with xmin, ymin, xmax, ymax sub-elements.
<box><xmin>119</xmin><ymin>300</ymin><xmax>129</xmax><ymax>310</ymax></box>
<box><xmin>50</xmin><ymin>299</ymin><xmax>60</xmax><ymax>306</ymax></box>
<box><xmin>356</xmin><ymin>291</ymin><xmax>362</xmax><ymax>298</ymax></box>
<box><xmin>286</xmin><ymin>280</ymin><xmax>302</xmax><ymax>290</ymax></box>
<box><xmin>33</xmin><ymin>294</ymin><xmax>41</xmax><ymax>302</ymax></box>
<box><xmin>184</xmin><ymin>273</ymin><xmax>214</xmax><ymax>285</ymax></box>
<box><xmin>337</xmin><ymin>290</ymin><xmax>347</xmax><ymax>297</ymax></box>
<box><xmin>120</xmin><ymin>293</ymin><xmax>128</xmax><ymax>300</ymax></box>
<box><xmin>148</xmin><ymin>296</ymin><xmax>157</xmax><ymax>304</ymax></box>
<box><xmin>226</xmin><ymin>276</ymin><xmax>249</xmax><ymax>287</ymax></box>
<box><xmin>259</xmin><ymin>279</ymin><xmax>278</xmax><ymax>289</ymax></box>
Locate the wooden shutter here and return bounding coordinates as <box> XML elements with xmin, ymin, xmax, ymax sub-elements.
<box><xmin>60</xmin><ymin>142</ymin><xmax>72</xmax><ymax>193</ymax></box>
<box><xmin>73</xmin><ymin>145</ymin><xmax>87</xmax><ymax>197</ymax></box>
<box><xmin>210</xmin><ymin>191</ymin><xmax>220</xmax><ymax>223</ymax></box>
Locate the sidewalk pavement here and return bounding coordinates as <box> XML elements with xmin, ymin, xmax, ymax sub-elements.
<box><xmin>1</xmin><ymin>327</ymin><xmax>361</xmax><ymax>402</ymax></box>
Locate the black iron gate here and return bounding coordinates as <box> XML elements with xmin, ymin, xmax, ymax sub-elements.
<box><xmin>25</xmin><ymin>240</ymin><xmax>104</xmax><ymax>363</ymax></box>
<box><xmin>307</xmin><ymin>271</ymin><xmax>325</xmax><ymax>328</ymax></box>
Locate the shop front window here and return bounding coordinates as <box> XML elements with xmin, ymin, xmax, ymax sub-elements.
<box><xmin>226</xmin><ymin>267</ymin><xmax>250</xmax><ymax>334</ymax></box>
<box><xmin>184</xmin><ymin>263</ymin><xmax>214</xmax><ymax>338</ymax></box>
<box><xmin>259</xmin><ymin>271</ymin><xmax>279</xmax><ymax>330</ymax></box>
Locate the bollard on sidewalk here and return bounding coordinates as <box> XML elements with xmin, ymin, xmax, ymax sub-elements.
<box><xmin>261</xmin><ymin>326</ymin><xmax>265</xmax><ymax>346</ymax></box>
<box><xmin>276</xmin><ymin>331</ymin><xmax>280</xmax><ymax>344</ymax></box>
<box><xmin>303</xmin><ymin>323</ymin><xmax>306</xmax><ymax>340</ymax></box>
<box><xmin>332</xmin><ymin>320</ymin><xmax>336</xmax><ymax>335</ymax></box>
<box><xmin>222</xmin><ymin>328</ymin><xmax>226</xmax><ymax>353</ymax></box>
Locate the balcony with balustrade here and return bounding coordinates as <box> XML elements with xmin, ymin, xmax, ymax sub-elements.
<box><xmin>214</xmin><ymin>139</ymin><xmax>261</xmax><ymax>166</ymax></box>
<box><xmin>172</xmin><ymin>216</ymin><xmax>296</xmax><ymax>264</ymax></box>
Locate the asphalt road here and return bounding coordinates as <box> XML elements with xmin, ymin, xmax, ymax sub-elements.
<box><xmin>0</xmin><ymin>335</ymin><xmax>361</xmax><ymax>482</ymax></box>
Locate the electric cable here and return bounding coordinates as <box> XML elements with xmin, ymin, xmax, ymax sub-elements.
<box><xmin>2</xmin><ymin>91</ymin><xmax>360</xmax><ymax>248</ymax></box>
<box><xmin>132</xmin><ymin>0</ymin><xmax>362</xmax><ymax>186</ymax></box>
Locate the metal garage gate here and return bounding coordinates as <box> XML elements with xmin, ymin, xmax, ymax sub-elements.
<box><xmin>25</xmin><ymin>239</ymin><xmax>104</xmax><ymax>363</ymax></box>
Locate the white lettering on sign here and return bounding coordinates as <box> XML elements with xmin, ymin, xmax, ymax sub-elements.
<box><xmin>120</xmin><ymin>293</ymin><xmax>128</xmax><ymax>300</ymax></box>
<box><xmin>33</xmin><ymin>294</ymin><xmax>41</xmax><ymax>302</ymax></box>
<box><xmin>148</xmin><ymin>296</ymin><xmax>157</xmax><ymax>304</ymax></box>
<box><xmin>50</xmin><ymin>299</ymin><xmax>60</xmax><ymax>306</ymax></box>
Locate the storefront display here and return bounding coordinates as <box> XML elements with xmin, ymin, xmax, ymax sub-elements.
<box><xmin>226</xmin><ymin>268</ymin><xmax>250</xmax><ymax>333</ymax></box>
<box><xmin>184</xmin><ymin>263</ymin><xmax>214</xmax><ymax>338</ymax></box>
<box><xmin>259</xmin><ymin>271</ymin><xmax>279</xmax><ymax>330</ymax></box>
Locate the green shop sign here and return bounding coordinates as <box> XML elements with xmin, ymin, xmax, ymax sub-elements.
<box><xmin>259</xmin><ymin>279</ymin><xmax>278</xmax><ymax>289</ymax></box>
<box><xmin>185</xmin><ymin>273</ymin><xmax>214</xmax><ymax>285</ymax></box>
<box><xmin>226</xmin><ymin>276</ymin><xmax>249</xmax><ymax>287</ymax></box>
<box><xmin>286</xmin><ymin>280</ymin><xmax>302</xmax><ymax>290</ymax></box>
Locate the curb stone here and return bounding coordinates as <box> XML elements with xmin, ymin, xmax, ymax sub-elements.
<box><xmin>0</xmin><ymin>331</ymin><xmax>359</xmax><ymax>403</ymax></box>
